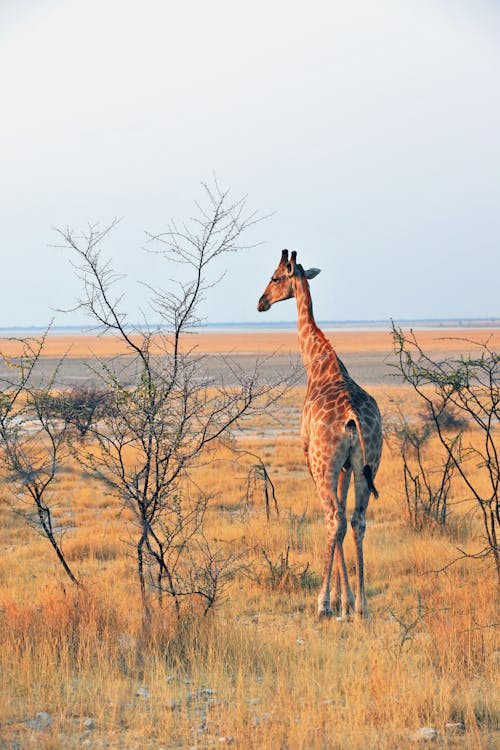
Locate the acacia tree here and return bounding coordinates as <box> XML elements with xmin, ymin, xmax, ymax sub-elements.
<box><xmin>58</xmin><ymin>182</ymin><xmax>286</xmax><ymax>613</ymax></box>
<box><xmin>0</xmin><ymin>331</ymin><xmax>79</xmax><ymax>584</ymax></box>
<box><xmin>392</xmin><ymin>324</ymin><xmax>500</xmax><ymax>581</ymax></box>
<box><xmin>387</xmin><ymin>406</ymin><xmax>461</xmax><ymax>530</ymax></box>
<box><xmin>37</xmin><ymin>385</ymin><xmax>114</xmax><ymax>439</ymax></box>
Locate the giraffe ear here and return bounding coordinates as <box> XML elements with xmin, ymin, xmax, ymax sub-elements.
<box><xmin>304</xmin><ymin>268</ymin><xmax>321</xmax><ymax>280</ymax></box>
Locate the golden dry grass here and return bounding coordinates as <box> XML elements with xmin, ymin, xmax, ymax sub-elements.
<box><xmin>0</xmin><ymin>333</ymin><xmax>499</xmax><ymax>749</ymax></box>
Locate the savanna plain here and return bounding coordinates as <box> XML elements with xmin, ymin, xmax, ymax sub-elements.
<box><xmin>0</xmin><ymin>329</ymin><xmax>499</xmax><ymax>749</ymax></box>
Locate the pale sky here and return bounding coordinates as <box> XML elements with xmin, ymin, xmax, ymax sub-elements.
<box><xmin>1</xmin><ymin>0</ymin><xmax>499</xmax><ymax>327</ymax></box>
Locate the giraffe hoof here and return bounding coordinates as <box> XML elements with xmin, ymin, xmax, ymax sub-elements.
<box><xmin>317</xmin><ymin>608</ymin><xmax>334</xmax><ymax>619</ymax></box>
<box><xmin>355</xmin><ymin>610</ymin><xmax>371</xmax><ymax>621</ymax></box>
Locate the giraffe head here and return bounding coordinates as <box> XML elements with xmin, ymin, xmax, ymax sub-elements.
<box><xmin>257</xmin><ymin>250</ymin><xmax>321</xmax><ymax>312</ymax></box>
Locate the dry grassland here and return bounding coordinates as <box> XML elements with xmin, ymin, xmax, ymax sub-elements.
<box><xmin>0</xmin><ymin>331</ymin><xmax>499</xmax><ymax>749</ymax></box>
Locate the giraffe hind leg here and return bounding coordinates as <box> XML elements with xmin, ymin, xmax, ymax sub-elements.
<box><xmin>331</xmin><ymin>461</ymin><xmax>355</xmax><ymax>617</ymax></box>
<box><xmin>317</xmin><ymin>468</ymin><xmax>352</xmax><ymax>618</ymax></box>
<box><xmin>351</xmin><ymin>474</ymin><xmax>371</xmax><ymax>618</ymax></box>
<box><xmin>331</xmin><ymin>546</ymin><xmax>355</xmax><ymax>618</ymax></box>
<box><xmin>318</xmin><ymin>507</ymin><xmax>349</xmax><ymax>618</ymax></box>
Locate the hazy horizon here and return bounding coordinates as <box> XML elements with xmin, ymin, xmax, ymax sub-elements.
<box><xmin>1</xmin><ymin>315</ymin><xmax>499</xmax><ymax>338</ymax></box>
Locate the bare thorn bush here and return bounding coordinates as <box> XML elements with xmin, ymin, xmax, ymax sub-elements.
<box><xmin>55</xmin><ymin>181</ymin><xmax>289</xmax><ymax>614</ymax></box>
<box><xmin>392</xmin><ymin>324</ymin><xmax>500</xmax><ymax>581</ymax></box>
<box><xmin>0</xmin><ymin>330</ymin><xmax>80</xmax><ymax>584</ymax></box>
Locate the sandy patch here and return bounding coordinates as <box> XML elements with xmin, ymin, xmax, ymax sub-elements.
<box><xmin>0</xmin><ymin>327</ymin><xmax>497</xmax><ymax>359</ymax></box>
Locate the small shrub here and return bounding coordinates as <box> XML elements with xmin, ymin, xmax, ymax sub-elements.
<box><xmin>419</xmin><ymin>403</ymin><xmax>468</xmax><ymax>432</ymax></box>
<box><xmin>250</xmin><ymin>545</ymin><xmax>318</xmax><ymax>592</ymax></box>
<box><xmin>387</xmin><ymin>415</ymin><xmax>460</xmax><ymax>531</ymax></box>
<box><xmin>34</xmin><ymin>386</ymin><xmax>114</xmax><ymax>438</ymax></box>
<box><xmin>286</xmin><ymin>508</ymin><xmax>308</xmax><ymax>552</ymax></box>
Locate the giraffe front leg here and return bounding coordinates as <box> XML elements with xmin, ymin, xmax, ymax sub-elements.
<box><xmin>317</xmin><ymin>510</ymin><xmax>335</xmax><ymax>617</ymax></box>
<box><xmin>330</xmin><ymin>550</ymin><xmax>342</xmax><ymax>616</ymax></box>
<box><xmin>317</xmin><ymin>507</ymin><xmax>348</xmax><ymax>618</ymax></box>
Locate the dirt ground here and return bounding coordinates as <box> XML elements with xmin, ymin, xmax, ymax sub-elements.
<box><xmin>0</xmin><ymin>328</ymin><xmax>497</xmax><ymax>388</ymax></box>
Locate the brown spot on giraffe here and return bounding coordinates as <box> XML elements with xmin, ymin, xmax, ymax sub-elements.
<box><xmin>257</xmin><ymin>250</ymin><xmax>383</xmax><ymax>618</ymax></box>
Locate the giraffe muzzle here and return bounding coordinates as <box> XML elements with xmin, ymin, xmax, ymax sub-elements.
<box><xmin>257</xmin><ymin>295</ymin><xmax>270</xmax><ymax>312</ymax></box>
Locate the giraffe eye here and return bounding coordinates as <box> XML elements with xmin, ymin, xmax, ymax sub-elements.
<box><xmin>271</xmin><ymin>276</ymin><xmax>280</xmax><ymax>283</ymax></box>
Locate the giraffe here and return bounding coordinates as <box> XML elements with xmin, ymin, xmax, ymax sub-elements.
<box><xmin>257</xmin><ymin>250</ymin><xmax>382</xmax><ymax>618</ymax></box>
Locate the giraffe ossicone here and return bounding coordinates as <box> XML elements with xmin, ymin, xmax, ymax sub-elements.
<box><xmin>258</xmin><ymin>250</ymin><xmax>383</xmax><ymax>618</ymax></box>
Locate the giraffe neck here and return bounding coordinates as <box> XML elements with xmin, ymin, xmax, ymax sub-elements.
<box><xmin>293</xmin><ymin>275</ymin><xmax>343</xmax><ymax>381</ymax></box>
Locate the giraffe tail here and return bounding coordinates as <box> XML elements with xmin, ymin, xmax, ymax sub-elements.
<box><xmin>347</xmin><ymin>412</ymin><xmax>379</xmax><ymax>499</ymax></box>
<box><xmin>363</xmin><ymin>464</ymin><xmax>379</xmax><ymax>499</ymax></box>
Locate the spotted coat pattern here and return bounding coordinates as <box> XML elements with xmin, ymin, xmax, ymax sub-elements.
<box><xmin>258</xmin><ymin>250</ymin><xmax>383</xmax><ymax>617</ymax></box>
